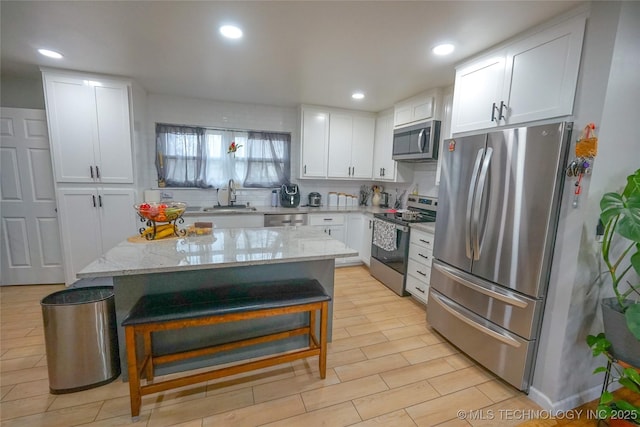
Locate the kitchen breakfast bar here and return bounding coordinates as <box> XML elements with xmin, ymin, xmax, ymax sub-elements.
<box><xmin>77</xmin><ymin>226</ymin><xmax>357</xmax><ymax>379</ymax></box>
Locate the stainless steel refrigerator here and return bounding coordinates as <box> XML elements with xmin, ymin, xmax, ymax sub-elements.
<box><xmin>427</xmin><ymin>121</ymin><xmax>572</xmax><ymax>391</ymax></box>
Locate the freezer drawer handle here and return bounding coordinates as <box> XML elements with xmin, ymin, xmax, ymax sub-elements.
<box><xmin>431</xmin><ymin>292</ymin><xmax>521</xmax><ymax>348</ymax></box>
<box><xmin>434</xmin><ymin>262</ymin><xmax>528</xmax><ymax>309</ymax></box>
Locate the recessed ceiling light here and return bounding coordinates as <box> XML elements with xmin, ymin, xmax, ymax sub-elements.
<box><xmin>219</xmin><ymin>25</ymin><xmax>243</xmax><ymax>39</ymax></box>
<box><xmin>38</xmin><ymin>48</ymin><xmax>63</xmax><ymax>59</ymax></box>
<box><xmin>352</xmin><ymin>92</ymin><xmax>365</xmax><ymax>100</ymax></box>
<box><xmin>432</xmin><ymin>43</ymin><xmax>455</xmax><ymax>56</ymax></box>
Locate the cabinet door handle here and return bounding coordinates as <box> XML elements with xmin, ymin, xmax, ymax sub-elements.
<box><xmin>304</xmin><ymin>165</ymin><xmax>307</xmax><ymax>174</ymax></box>
<box><xmin>328</xmin><ymin>228</ymin><xmax>331</xmax><ymax>236</ymax></box>
<box><xmin>323</xmin><ymin>218</ymin><xmax>333</xmax><ymax>222</ymax></box>
<box><xmin>98</xmin><ymin>195</ymin><xmax>103</xmax><ymax>207</ymax></box>
<box><xmin>90</xmin><ymin>166</ymin><xmax>94</xmax><ymax>179</ymax></box>
<box><xmin>418</xmin><ymin>253</ymin><xmax>429</xmax><ymax>260</ymax></box>
<box><xmin>96</xmin><ymin>165</ymin><xmax>100</xmax><ymax>179</ymax></box>
<box><xmin>491</xmin><ymin>102</ymin><xmax>497</xmax><ymax>122</ymax></box>
<box><xmin>416</xmin><ymin>270</ymin><xmax>427</xmax><ymax>277</ymax></box>
<box><xmin>415</xmin><ymin>287</ymin><xmax>426</xmax><ymax>293</ymax></box>
<box><xmin>369</xmin><ymin>220</ymin><xmax>372</xmax><ymax>229</ymax></box>
<box><xmin>498</xmin><ymin>101</ymin><xmax>506</xmax><ymax>120</ymax></box>
<box><xmin>382</xmin><ymin>167</ymin><xmax>385</xmax><ymax>176</ymax></box>
<box><xmin>92</xmin><ymin>195</ymin><xmax>96</xmax><ymax>207</ymax></box>
<box><xmin>419</xmin><ymin>239</ymin><xmax>431</xmax><ymax>245</ymax></box>
<box><xmin>352</xmin><ymin>166</ymin><xmax>355</xmax><ymax>176</ymax></box>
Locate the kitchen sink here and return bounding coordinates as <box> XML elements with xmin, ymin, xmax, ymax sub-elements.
<box><xmin>202</xmin><ymin>206</ymin><xmax>258</xmax><ymax>212</ymax></box>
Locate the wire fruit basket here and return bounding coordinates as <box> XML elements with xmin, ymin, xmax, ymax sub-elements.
<box><xmin>134</xmin><ymin>202</ymin><xmax>187</xmax><ymax>240</ymax></box>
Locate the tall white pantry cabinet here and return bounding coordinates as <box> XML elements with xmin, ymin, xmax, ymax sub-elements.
<box><xmin>41</xmin><ymin>69</ymin><xmax>137</xmax><ymax>285</ymax></box>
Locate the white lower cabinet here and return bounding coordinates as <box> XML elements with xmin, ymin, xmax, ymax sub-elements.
<box><xmin>309</xmin><ymin>213</ymin><xmax>346</xmax><ymax>264</ymax></box>
<box><xmin>406</xmin><ymin>228</ymin><xmax>435</xmax><ymax>304</ymax></box>
<box><xmin>56</xmin><ymin>187</ymin><xmax>137</xmax><ymax>285</ymax></box>
<box><xmin>361</xmin><ymin>214</ymin><xmax>374</xmax><ymax>266</ymax></box>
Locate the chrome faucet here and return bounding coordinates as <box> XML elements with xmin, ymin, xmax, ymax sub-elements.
<box><xmin>228</xmin><ymin>179</ymin><xmax>236</xmax><ymax>206</ymax></box>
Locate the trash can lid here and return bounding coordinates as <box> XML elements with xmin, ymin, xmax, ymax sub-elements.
<box><xmin>41</xmin><ymin>286</ymin><xmax>114</xmax><ymax>306</ymax></box>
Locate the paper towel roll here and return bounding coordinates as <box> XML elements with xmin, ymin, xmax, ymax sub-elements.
<box><xmin>144</xmin><ymin>190</ymin><xmax>161</xmax><ymax>203</ymax></box>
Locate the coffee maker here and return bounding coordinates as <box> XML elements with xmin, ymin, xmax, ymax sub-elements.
<box><xmin>280</xmin><ymin>184</ymin><xmax>300</xmax><ymax>208</ymax></box>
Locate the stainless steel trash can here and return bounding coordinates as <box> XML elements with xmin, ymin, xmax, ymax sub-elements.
<box><xmin>41</xmin><ymin>286</ymin><xmax>120</xmax><ymax>394</ymax></box>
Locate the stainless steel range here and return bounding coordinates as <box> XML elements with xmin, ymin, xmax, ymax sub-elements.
<box><xmin>370</xmin><ymin>195</ymin><xmax>437</xmax><ymax>296</ymax></box>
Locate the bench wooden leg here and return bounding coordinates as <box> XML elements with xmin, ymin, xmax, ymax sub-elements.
<box><xmin>319</xmin><ymin>301</ymin><xmax>328</xmax><ymax>379</ymax></box>
<box><xmin>143</xmin><ymin>331</ymin><xmax>154</xmax><ymax>381</ymax></box>
<box><xmin>125</xmin><ymin>326</ymin><xmax>142</xmax><ymax>418</ymax></box>
<box><xmin>309</xmin><ymin>307</ymin><xmax>316</xmax><ymax>349</ymax></box>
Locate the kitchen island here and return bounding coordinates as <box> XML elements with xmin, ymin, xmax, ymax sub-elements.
<box><xmin>77</xmin><ymin>226</ymin><xmax>357</xmax><ymax>379</ymax></box>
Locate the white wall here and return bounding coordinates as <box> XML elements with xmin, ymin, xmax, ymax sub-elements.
<box><xmin>531</xmin><ymin>1</ymin><xmax>640</xmax><ymax>411</ymax></box>
<box><xmin>0</xmin><ymin>74</ymin><xmax>44</xmax><ymax>109</ymax></box>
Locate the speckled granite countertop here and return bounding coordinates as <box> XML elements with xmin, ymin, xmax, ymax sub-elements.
<box><xmin>182</xmin><ymin>205</ymin><xmax>388</xmax><ymax>216</ymax></box>
<box><xmin>77</xmin><ymin>226</ymin><xmax>358</xmax><ymax>278</ymax></box>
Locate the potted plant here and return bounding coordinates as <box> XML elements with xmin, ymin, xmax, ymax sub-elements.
<box><xmin>587</xmin><ymin>168</ymin><xmax>640</xmax><ymax>425</ymax></box>
<box><xmin>598</xmin><ymin>168</ymin><xmax>640</xmax><ymax>364</ymax></box>
<box><xmin>588</xmin><ymin>333</ymin><xmax>640</xmax><ymax>426</ymax></box>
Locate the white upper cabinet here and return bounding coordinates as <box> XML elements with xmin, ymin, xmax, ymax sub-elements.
<box><xmin>349</xmin><ymin>116</ymin><xmax>375</xmax><ymax>179</ymax></box>
<box><xmin>300</xmin><ymin>107</ymin><xmax>329</xmax><ymax>178</ymax></box>
<box><xmin>327</xmin><ymin>113</ymin><xmax>352</xmax><ymax>178</ymax></box>
<box><xmin>451</xmin><ymin>13</ymin><xmax>586</xmax><ymax>134</ymax></box>
<box><xmin>394</xmin><ymin>88</ymin><xmax>442</xmax><ymax>128</ymax></box>
<box><xmin>301</xmin><ymin>105</ymin><xmax>375</xmax><ymax>180</ymax></box>
<box><xmin>42</xmin><ymin>71</ymin><xmax>134</xmax><ymax>183</ymax></box>
<box><xmin>372</xmin><ymin>111</ymin><xmax>412</xmax><ymax>182</ymax></box>
<box><xmin>451</xmin><ymin>53</ymin><xmax>506</xmax><ymax>133</ymax></box>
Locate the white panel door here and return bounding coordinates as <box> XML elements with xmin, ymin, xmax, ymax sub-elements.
<box><xmin>350</xmin><ymin>116</ymin><xmax>375</xmax><ymax>179</ymax></box>
<box><xmin>327</xmin><ymin>114</ymin><xmax>352</xmax><ymax>178</ymax></box>
<box><xmin>0</xmin><ymin>108</ymin><xmax>64</xmax><ymax>285</ymax></box>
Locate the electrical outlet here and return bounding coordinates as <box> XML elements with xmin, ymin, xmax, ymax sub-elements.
<box><xmin>161</xmin><ymin>191</ymin><xmax>173</xmax><ymax>200</ymax></box>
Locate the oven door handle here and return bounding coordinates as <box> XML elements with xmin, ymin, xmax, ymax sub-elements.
<box><xmin>395</xmin><ymin>224</ymin><xmax>409</xmax><ymax>233</ymax></box>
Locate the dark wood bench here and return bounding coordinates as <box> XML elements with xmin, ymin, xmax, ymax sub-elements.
<box><xmin>121</xmin><ymin>279</ymin><xmax>331</xmax><ymax>417</ymax></box>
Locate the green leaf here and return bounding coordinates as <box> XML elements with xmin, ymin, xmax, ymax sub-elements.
<box><xmin>620</xmin><ymin>376</ymin><xmax>640</xmax><ymax>393</ymax></box>
<box><xmin>594</xmin><ymin>366</ymin><xmax>609</xmax><ymax>374</ymax></box>
<box><xmin>601</xmin><ymin>390</ymin><xmax>614</xmax><ymax>404</ymax></box>
<box><xmin>617</xmin><ymin>194</ymin><xmax>640</xmax><ymax>242</ymax></box>
<box><xmin>626</xmin><ymin>304</ymin><xmax>640</xmax><ymax>341</ymax></box>
<box><xmin>631</xmin><ymin>250</ymin><xmax>640</xmax><ymax>276</ymax></box>
<box><xmin>623</xmin><ymin>367</ymin><xmax>640</xmax><ymax>389</ymax></box>
<box><xmin>601</xmin><ymin>193</ymin><xmax>624</xmax><ymax>227</ymax></box>
<box><xmin>597</xmin><ymin>404</ymin><xmax>612</xmax><ymax>419</ymax></box>
<box><xmin>622</xmin><ymin>169</ymin><xmax>640</xmax><ymax>199</ymax></box>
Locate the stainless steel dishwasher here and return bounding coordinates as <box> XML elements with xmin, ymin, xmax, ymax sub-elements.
<box><xmin>264</xmin><ymin>213</ymin><xmax>308</xmax><ymax>227</ymax></box>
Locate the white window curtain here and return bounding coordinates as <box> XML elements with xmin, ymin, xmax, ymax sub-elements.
<box><xmin>156</xmin><ymin>124</ymin><xmax>290</xmax><ymax>188</ymax></box>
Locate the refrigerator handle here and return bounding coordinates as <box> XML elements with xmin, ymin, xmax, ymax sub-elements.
<box><xmin>472</xmin><ymin>147</ymin><xmax>493</xmax><ymax>260</ymax></box>
<box><xmin>466</xmin><ymin>148</ymin><xmax>484</xmax><ymax>260</ymax></box>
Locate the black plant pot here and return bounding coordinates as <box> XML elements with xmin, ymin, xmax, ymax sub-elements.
<box><xmin>601</xmin><ymin>297</ymin><xmax>640</xmax><ymax>367</ymax></box>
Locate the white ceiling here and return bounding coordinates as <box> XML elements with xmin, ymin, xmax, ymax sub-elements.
<box><xmin>1</xmin><ymin>1</ymin><xmax>584</xmax><ymax>112</ymax></box>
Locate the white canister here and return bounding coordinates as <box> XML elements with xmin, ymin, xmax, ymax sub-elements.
<box><xmin>349</xmin><ymin>195</ymin><xmax>356</xmax><ymax>207</ymax></box>
<box><xmin>338</xmin><ymin>193</ymin><xmax>346</xmax><ymax>207</ymax></box>
<box><xmin>328</xmin><ymin>192</ymin><xmax>338</xmax><ymax>207</ymax></box>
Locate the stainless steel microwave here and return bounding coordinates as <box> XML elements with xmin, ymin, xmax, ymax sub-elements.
<box><xmin>392</xmin><ymin>120</ymin><xmax>440</xmax><ymax>161</ymax></box>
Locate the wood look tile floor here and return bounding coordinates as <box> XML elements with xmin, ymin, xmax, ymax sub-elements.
<box><xmin>0</xmin><ymin>266</ymin><xmax>599</xmax><ymax>426</ymax></box>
